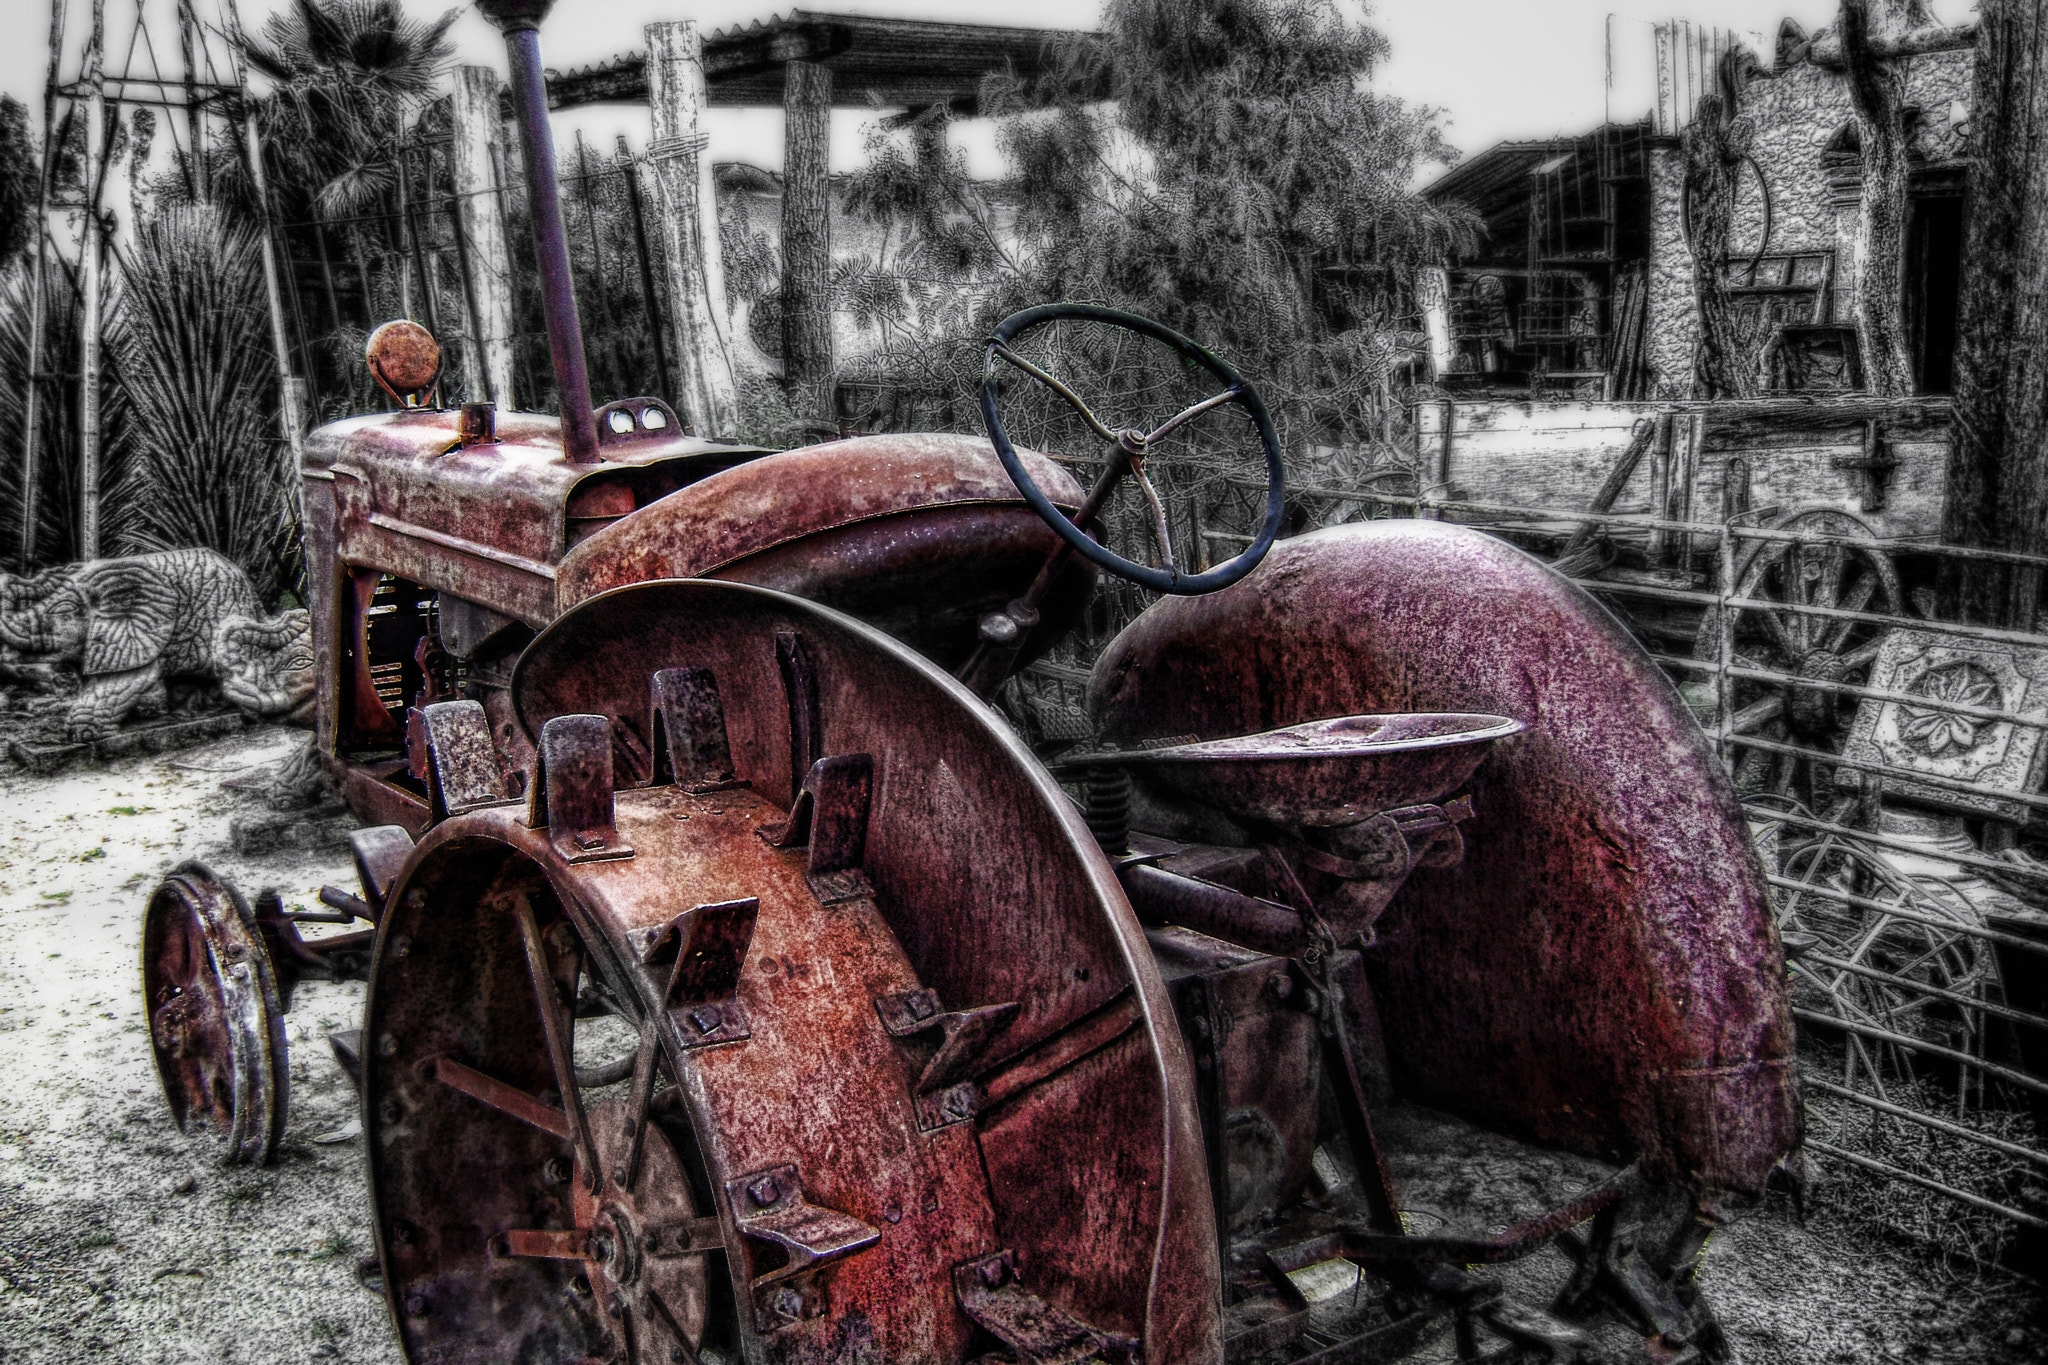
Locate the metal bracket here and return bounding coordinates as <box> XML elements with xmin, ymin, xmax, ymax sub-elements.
<box><xmin>628</xmin><ymin>897</ymin><xmax>759</xmax><ymax>1048</ymax></box>
<box><xmin>348</xmin><ymin>825</ymin><xmax>415</xmax><ymax>921</ymax></box>
<box><xmin>419</xmin><ymin>699</ymin><xmax>515</xmax><ymax>817</ymax></box>
<box><xmin>1831</xmin><ymin>419</ymin><xmax>1898</xmax><ymax>514</ymax></box>
<box><xmin>525</xmin><ymin>714</ymin><xmax>634</xmax><ymax>864</ymax></box>
<box><xmin>874</xmin><ymin>989</ymin><xmax>1020</xmax><ymax>1129</ymax></box>
<box><xmin>650</xmin><ymin>667</ymin><xmax>748</xmax><ymax>794</ymax></box>
<box><xmin>725</xmin><ymin>1163</ymin><xmax>880</xmax><ymax>1332</ymax></box>
<box><xmin>953</xmin><ymin>1251</ymin><xmax>1137</xmax><ymax>1365</ymax></box>
<box><xmin>759</xmin><ymin>753</ymin><xmax>875</xmax><ymax>904</ymax></box>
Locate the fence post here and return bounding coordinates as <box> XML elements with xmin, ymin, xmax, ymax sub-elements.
<box><xmin>452</xmin><ymin>65</ymin><xmax>517</xmax><ymax>409</ymax></box>
<box><xmin>645</xmin><ymin>20</ymin><xmax>738</xmax><ymax>437</ymax></box>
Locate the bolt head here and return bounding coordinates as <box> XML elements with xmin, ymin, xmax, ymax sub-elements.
<box><xmin>980</xmin><ymin>1259</ymin><xmax>1008</xmax><ymax>1289</ymax></box>
<box><xmin>771</xmin><ymin>1287</ymin><xmax>803</xmax><ymax>1321</ymax></box>
<box><xmin>405</xmin><ymin>1295</ymin><xmax>429</xmax><ymax>1317</ymax></box>
<box><xmin>612</xmin><ymin>1166</ymin><xmax>628</xmax><ymax>1187</ymax></box>
<box><xmin>908</xmin><ymin>990</ymin><xmax>938</xmax><ymax>1020</ymax></box>
<box><xmin>748</xmin><ymin>1175</ymin><xmax>780</xmax><ymax>1206</ymax></box>
<box><xmin>576</xmin><ymin>834</ymin><xmax>608</xmax><ymax>851</ymax></box>
<box><xmin>690</xmin><ymin>1004</ymin><xmax>723</xmax><ymax>1034</ymax></box>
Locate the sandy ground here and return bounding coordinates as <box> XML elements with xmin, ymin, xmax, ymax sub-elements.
<box><xmin>0</xmin><ymin>728</ymin><xmax>2041</xmax><ymax>1364</ymax></box>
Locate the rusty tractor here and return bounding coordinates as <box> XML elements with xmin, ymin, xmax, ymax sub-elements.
<box><xmin>137</xmin><ymin>3</ymin><xmax>1799</xmax><ymax>1362</ymax></box>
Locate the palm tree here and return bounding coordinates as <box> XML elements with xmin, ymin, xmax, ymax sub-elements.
<box><xmin>227</xmin><ymin>1</ymin><xmax>458</xmax><ymax>412</ymax></box>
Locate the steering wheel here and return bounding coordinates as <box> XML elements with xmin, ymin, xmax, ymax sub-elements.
<box><xmin>981</xmin><ymin>302</ymin><xmax>1286</xmax><ymax>595</ymax></box>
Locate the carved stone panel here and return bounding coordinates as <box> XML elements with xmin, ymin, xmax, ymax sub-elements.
<box><xmin>1839</xmin><ymin>628</ymin><xmax>2048</xmax><ymax>822</ymax></box>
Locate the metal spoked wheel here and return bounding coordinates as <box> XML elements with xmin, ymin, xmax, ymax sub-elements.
<box><xmin>141</xmin><ymin>863</ymin><xmax>290</xmax><ymax>1165</ymax></box>
<box><xmin>1753</xmin><ymin>801</ymin><xmax>1989</xmax><ymax>1090</ymax></box>
<box><xmin>1697</xmin><ymin>507</ymin><xmax>1903</xmax><ymax>802</ymax></box>
<box><xmin>362</xmin><ymin>842</ymin><xmax>719</xmax><ymax>1365</ymax></box>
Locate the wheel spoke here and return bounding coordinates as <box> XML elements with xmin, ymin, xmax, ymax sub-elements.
<box><xmin>639</xmin><ymin>1286</ymin><xmax>701</xmax><ymax>1365</ymax></box>
<box><xmin>504</xmin><ymin>1227</ymin><xmax>593</xmax><ymax>1260</ymax></box>
<box><xmin>513</xmin><ymin>896</ymin><xmax>604</xmax><ymax>1190</ymax></box>
<box><xmin>1131</xmin><ymin>463</ymin><xmax>1177</xmax><ymax>573</ymax></box>
<box><xmin>618</xmin><ymin>1019</ymin><xmax>660</xmax><ymax>1191</ymax></box>
<box><xmin>989</xmin><ymin>343</ymin><xmax>1121</xmax><ymax>446</ymax></box>
<box><xmin>1726</xmin><ymin>694</ymin><xmax>1785</xmax><ymax>735</ymax></box>
<box><xmin>431</xmin><ymin>1056</ymin><xmax>575</xmax><ymax>1140</ymax></box>
<box><xmin>1810</xmin><ymin>545</ymin><xmax>1848</xmax><ymax>638</ymax></box>
<box><xmin>1143</xmin><ymin>386</ymin><xmax>1240</xmax><ymax>447</ymax></box>
<box><xmin>619</xmin><ymin>1299</ymin><xmax>643</xmax><ymax>1365</ymax></box>
<box><xmin>1823</xmin><ymin>575</ymin><xmax>1880</xmax><ymax>654</ymax></box>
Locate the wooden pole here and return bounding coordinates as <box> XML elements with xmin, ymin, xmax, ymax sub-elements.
<box><xmin>1839</xmin><ymin>0</ymin><xmax>1923</xmax><ymax>398</ymax></box>
<box><xmin>780</xmin><ymin>56</ymin><xmax>834</xmax><ymax>425</ymax></box>
<box><xmin>176</xmin><ymin>0</ymin><xmax>206</xmax><ymax>201</ymax></box>
<box><xmin>618</xmin><ymin>133</ymin><xmax>675</xmax><ymax>408</ymax></box>
<box><xmin>1939</xmin><ymin>0</ymin><xmax>2048</xmax><ymax>627</ymax></box>
<box><xmin>18</xmin><ymin>0</ymin><xmax>67</xmax><ymax>571</ymax></box>
<box><xmin>222</xmin><ymin>0</ymin><xmax>305</xmax><ymax>524</ymax></box>
<box><xmin>451</xmin><ymin>65</ymin><xmax>516</xmax><ymax>408</ymax></box>
<box><xmin>78</xmin><ymin>0</ymin><xmax>106</xmax><ymax>561</ymax></box>
<box><xmin>645</xmin><ymin>20</ymin><xmax>736</xmax><ymax>436</ymax></box>
<box><xmin>573</xmin><ymin>131</ymin><xmax>618</xmax><ymax>394</ymax></box>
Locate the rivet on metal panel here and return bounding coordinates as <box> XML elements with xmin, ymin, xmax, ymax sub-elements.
<box><xmin>631</xmin><ymin>897</ymin><xmax>759</xmax><ymax>1048</ymax></box>
<box><xmin>419</xmin><ymin>699</ymin><xmax>515</xmax><ymax>818</ymax></box>
<box><xmin>526</xmin><ymin>714</ymin><xmax>633</xmax><ymax>864</ymax></box>
<box><xmin>722</xmin><ymin>1162</ymin><xmax>880</xmax><ymax>1333</ymax></box>
<box><xmin>759</xmin><ymin>753</ymin><xmax>875</xmax><ymax>904</ymax></box>
<box><xmin>873</xmin><ymin>991</ymin><xmax>1021</xmax><ymax>1094</ymax></box>
<box><xmin>649</xmin><ymin>668</ymin><xmax>748</xmax><ymax>794</ymax></box>
<box><xmin>952</xmin><ymin>1250</ymin><xmax>1136</xmax><ymax>1364</ymax></box>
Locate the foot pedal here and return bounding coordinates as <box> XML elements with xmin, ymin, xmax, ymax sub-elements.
<box><xmin>328</xmin><ymin>1029</ymin><xmax>364</xmax><ymax>1091</ymax></box>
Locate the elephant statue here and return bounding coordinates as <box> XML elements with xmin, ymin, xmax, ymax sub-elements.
<box><xmin>213</xmin><ymin>610</ymin><xmax>316</xmax><ymax>725</ymax></box>
<box><xmin>0</xmin><ymin>548</ymin><xmax>311</xmax><ymax>741</ymax></box>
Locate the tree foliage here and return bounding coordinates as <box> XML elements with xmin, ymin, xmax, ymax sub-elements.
<box><xmin>0</xmin><ymin>97</ymin><xmax>40</xmax><ymax>272</ymax></box>
<box><xmin>118</xmin><ymin>206</ymin><xmax>292</xmax><ymax>601</ymax></box>
<box><xmin>839</xmin><ymin>0</ymin><xmax>1475</xmax><ymax>468</ymax></box>
<box><xmin>237</xmin><ymin>0</ymin><xmax>458</xmax><ymax>221</ymax></box>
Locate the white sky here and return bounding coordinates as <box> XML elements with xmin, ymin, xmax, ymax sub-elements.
<box><xmin>0</xmin><ymin>0</ymin><xmax>1981</xmax><ymax>181</ymax></box>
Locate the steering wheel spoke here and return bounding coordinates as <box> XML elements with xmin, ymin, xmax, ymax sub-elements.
<box><xmin>989</xmin><ymin>343</ymin><xmax>1123</xmax><ymax>447</ymax></box>
<box><xmin>981</xmin><ymin>302</ymin><xmax>1284</xmax><ymax>596</ymax></box>
<box><xmin>1144</xmin><ymin>386</ymin><xmax>1242</xmax><ymax>447</ymax></box>
<box><xmin>1130</xmin><ymin>463</ymin><xmax>1178</xmax><ymax>573</ymax></box>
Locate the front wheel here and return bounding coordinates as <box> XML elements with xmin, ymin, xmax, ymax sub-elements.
<box><xmin>360</xmin><ymin>842</ymin><xmax>717</xmax><ymax>1363</ymax></box>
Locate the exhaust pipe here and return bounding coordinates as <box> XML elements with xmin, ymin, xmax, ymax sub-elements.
<box><xmin>476</xmin><ymin>0</ymin><xmax>600</xmax><ymax>464</ymax></box>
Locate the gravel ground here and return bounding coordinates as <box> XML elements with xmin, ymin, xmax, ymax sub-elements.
<box><xmin>0</xmin><ymin>730</ymin><xmax>2040</xmax><ymax>1364</ymax></box>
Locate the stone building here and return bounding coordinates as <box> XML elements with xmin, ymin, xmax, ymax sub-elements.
<box><xmin>1422</xmin><ymin>20</ymin><xmax>1974</xmax><ymax>402</ymax></box>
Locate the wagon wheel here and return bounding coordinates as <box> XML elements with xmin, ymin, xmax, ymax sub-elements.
<box><xmin>1696</xmin><ymin>507</ymin><xmax>1902</xmax><ymax>802</ymax></box>
<box><xmin>1756</xmin><ymin>805</ymin><xmax>1987</xmax><ymax>1091</ymax></box>
<box><xmin>141</xmin><ymin>863</ymin><xmax>290</xmax><ymax>1165</ymax></box>
<box><xmin>362</xmin><ymin>849</ymin><xmax>716</xmax><ymax>1364</ymax></box>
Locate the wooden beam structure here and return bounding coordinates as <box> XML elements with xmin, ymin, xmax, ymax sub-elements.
<box><xmin>646</xmin><ymin>20</ymin><xmax>738</xmax><ymax>436</ymax></box>
<box><xmin>527</xmin><ymin>12</ymin><xmax>1092</xmax><ymax>115</ymax></box>
<box><xmin>780</xmin><ymin>56</ymin><xmax>833</xmax><ymax>422</ymax></box>
<box><xmin>1940</xmin><ymin>0</ymin><xmax>2048</xmax><ymax>626</ymax></box>
<box><xmin>452</xmin><ymin>65</ymin><xmax>518</xmax><ymax>409</ymax></box>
